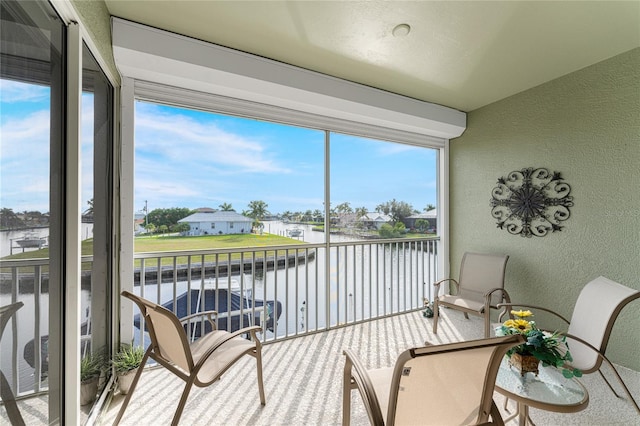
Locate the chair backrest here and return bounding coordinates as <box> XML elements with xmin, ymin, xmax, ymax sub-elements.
<box><xmin>121</xmin><ymin>291</ymin><xmax>194</xmax><ymax>372</ymax></box>
<box><xmin>566</xmin><ymin>276</ymin><xmax>640</xmax><ymax>372</ymax></box>
<box><xmin>458</xmin><ymin>252</ymin><xmax>509</xmax><ymax>306</ymax></box>
<box><xmin>387</xmin><ymin>335</ymin><xmax>523</xmax><ymax>425</ymax></box>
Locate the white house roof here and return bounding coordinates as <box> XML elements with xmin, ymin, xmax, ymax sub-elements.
<box><xmin>407</xmin><ymin>209</ymin><xmax>437</xmax><ymax>219</ymax></box>
<box><xmin>363</xmin><ymin>213</ymin><xmax>392</xmax><ymax>222</ymax></box>
<box><xmin>178</xmin><ymin>211</ymin><xmax>253</xmax><ymax>223</ymax></box>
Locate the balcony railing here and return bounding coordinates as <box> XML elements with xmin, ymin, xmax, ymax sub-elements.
<box><xmin>130</xmin><ymin>237</ymin><xmax>438</xmax><ymax>344</ymax></box>
<box><xmin>0</xmin><ymin>256</ymin><xmax>95</xmax><ymax>398</ymax></box>
<box><xmin>0</xmin><ymin>237</ymin><xmax>438</xmax><ymax>400</ymax></box>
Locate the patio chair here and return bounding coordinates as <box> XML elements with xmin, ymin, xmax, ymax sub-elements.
<box><xmin>1</xmin><ymin>301</ymin><xmax>26</xmax><ymax>426</ymax></box>
<box><xmin>343</xmin><ymin>334</ymin><xmax>524</xmax><ymax>425</ymax></box>
<box><xmin>433</xmin><ymin>252</ymin><xmax>510</xmax><ymax>338</ymax></box>
<box><xmin>114</xmin><ymin>291</ymin><xmax>265</xmax><ymax>426</ymax></box>
<box><xmin>498</xmin><ymin>276</ymin><xmax>640</xmax><ymax>414</ymax></box>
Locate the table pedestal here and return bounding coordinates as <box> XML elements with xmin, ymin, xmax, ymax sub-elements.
<box><xmin>495</xmin><ymin>358</ymin><xmax>588</xmax><ymax>426</ymax></box>
<box><xmin>503</xmin><ymin>399</ymin><xmax>536</xmax><ymax>425</ymax></box>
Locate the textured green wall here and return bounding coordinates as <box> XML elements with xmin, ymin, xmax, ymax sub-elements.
<box><xmin>70</xmin><ymin>0</ymin><xmax>119</xmax><ymax>84</ymax></box>
<box><xmin>450</xmin><ymin>48</ymin><xmax>639</xmax><ymax>370</ymax></box>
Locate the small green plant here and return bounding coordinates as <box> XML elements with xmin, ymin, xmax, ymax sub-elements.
<box><xmin>80</xmin><ymin>352</ymin><xmax>104</xmax><ymax>383</ymax></box>
<box><xmin>112</xmin><ymin>344</ymin><xmax>145</xmax><ymax>374</ymax></box>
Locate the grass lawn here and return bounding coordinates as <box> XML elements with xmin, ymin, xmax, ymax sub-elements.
<box><xmin>1</xmin><ymin>234</ymin><xmax>305</xmax><ymax>272</ymax></box>
<box><xmin>134</xmin><ymin>233</ymin><xmax>300</xmax><ymax>252</ymax></box>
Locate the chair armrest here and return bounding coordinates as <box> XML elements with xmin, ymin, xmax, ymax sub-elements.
<box><xmin>343</xmin><ymin>349</ymin><xmax>384</xmax><ymax>426</ymax></box>
<box><xmin>496</xmin><ymin>302</ymin><xmax>570</xmax><ymax>324</ymax></box>
<box><xmin>484</xmin><ymin>288</ymin><xmax>512</xmax><ymax>313</ymax></box>
<box><xmin>433</xmin><ymin>278</ymin><xmax>459</xmax><ymax>296</ymax></box>
<box><xmin>179</xmin><ymin>310</ymin><xmax>219</xmax><ymax>331</ymax></box>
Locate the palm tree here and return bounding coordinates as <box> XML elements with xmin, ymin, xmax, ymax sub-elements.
<box><xmin>0</xmin><ymin>208</ymin><xmax>24</xmax><ymax>229</ymax></box>
<box><xmin>246</xmin><ymin>200</ymin><xmax>269</xmax><ymax>220</ymax></box>
<box><xmin>219</xmin><ymin>202</ymin><xmax>234</xmax><ymax>211</ymax></box>
<box><xmin>304</xmin><ymin>210</ymin><xmax>313</xmax><ymax>222</ymax></box>
<box><xmin>336</xmin><ymin>202</ymin><xmax>352</xmax><ymax>214</ymax></box>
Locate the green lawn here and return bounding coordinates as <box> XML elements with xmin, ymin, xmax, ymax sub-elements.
<box><xmin>1</xmin><ymin>233</ymin><xmax>306</xmax><ymax>272</ymax></box>
<box><xmin>134</xmin><ymin>233</ymin><xmax>302</xmax><ymax>252</ymax></box>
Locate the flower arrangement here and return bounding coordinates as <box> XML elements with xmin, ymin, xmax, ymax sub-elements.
<box><xmin>498</xmin><ymin>309</ymin><xmax>582</xmax><ymax>378</ymax></box>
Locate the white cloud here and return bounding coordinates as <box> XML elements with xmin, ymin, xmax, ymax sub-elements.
<box><xmin>135</xmin><ymin>105</ymin><xmax>292</xmax><ymax>174</ymax></box>
<box><xmin>0</xmin><ymin>80</ymin><xmax>49</xmax><ymax>103</ymax></box>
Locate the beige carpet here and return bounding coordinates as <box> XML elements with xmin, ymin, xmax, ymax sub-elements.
<box><xmin>98</xmin><ymin>308</ymin><xmax>640</xmax><ymax>426</ymax></box>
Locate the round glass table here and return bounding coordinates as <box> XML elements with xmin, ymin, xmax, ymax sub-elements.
<box><xmin>495</xmin><ymin>357</ymin><xmax>589</xmax><ymax>425</ymax></box>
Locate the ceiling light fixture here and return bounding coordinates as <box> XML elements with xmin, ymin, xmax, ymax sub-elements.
<box><xmin>392</xmin><ymin>23</ymin><xmax>411</xmax><ymax>37</ymax></box>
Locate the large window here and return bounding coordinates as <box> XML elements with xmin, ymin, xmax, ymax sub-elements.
<box><xmin>128</xmin><ymin>99</ymin><xmax>439</xmax><ymax>337</ymax></box>
<box><xmin>133</xmin><ymin>101</ymin><xmax>438</xmax><ymax>245</ymax></box>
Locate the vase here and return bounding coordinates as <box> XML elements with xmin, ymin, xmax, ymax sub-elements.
<box><xmin>508</xmin><ymin>353</ymin><xmax>540</xmax><ymax>376</ymax></box>
<box><xmin>80</xmin><ymin>377</ymin><xmax>99</xmax><ymax>405</ymax></box>
<box><xmin>118</xmin><ymin>369</ymin><xmax>137</xmax><ymax>395</ymax></box>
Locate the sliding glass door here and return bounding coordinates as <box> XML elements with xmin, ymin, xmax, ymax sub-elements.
<box><xmin>0</xmin><ymin>0</ymin><xmax>65</xmax><ymax>423</ymax></box>
<box><xmin>1</xmin><ymin>1</ymin><xmax>114</xmax><ymax>423</ymax></box>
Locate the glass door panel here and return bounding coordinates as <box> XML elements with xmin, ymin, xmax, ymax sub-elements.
<box><xmin>0</xmin><ymin>0</ymin><xmax>64</xmax><ymax>423</ymax></box>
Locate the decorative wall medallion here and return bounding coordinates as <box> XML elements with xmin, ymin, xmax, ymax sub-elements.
<box><xmin>490</xmin><ymin>167</ymin><xmax>573</xmax><ymax>237</ymax></box>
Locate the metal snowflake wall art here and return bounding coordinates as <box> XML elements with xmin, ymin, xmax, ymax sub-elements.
<box><xmin>490</xmin><ymin>167</ymin><xmax>573</xmax><ymax>237</ymax></box>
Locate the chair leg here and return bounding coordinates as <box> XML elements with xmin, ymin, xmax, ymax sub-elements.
<box><xmin>598</xmin><ymin>357</ymin><xmax>640</xmax><ymax>414</ymax></box>
<box><xmin>255</xmin><ymin>348</ymin><xmax>266</xmax><ymax>405</ymax></box>
<box><xmin>484</xmin><ymin>314</ymin><xmax>491</xmax><ymax>338</ymax></box>
<box><xmin>0</xmin><ymin>370</ymin><xmax>25</xmax><ymax>426</ymax></box>
<box><xmin>342</xmin><ymin>362</ymin><xmax>352</xmax><ymax>426</ymax></box>
<box><xmin>599</xmin><ymin>369</ymin><xmax>622</xmax><ymax>399</ymax></box>
<box><xmin>171</xmin><ymin>379</ymin><xmax>196</xmax><ymax>426</ymax></box>
<box><xmin>432</xmin><ymin>299</ymin><xmax>439</xmax><ymax>334</ymax></box>
<box><xmin>112</xmin><ymin>347</ymin><xmax>152</xmax><ymax>425</ymax></box>
<box><xmin>490</xmin><ymin>400</ymin><xmax>505</xmax><ymax>426</ymax></box>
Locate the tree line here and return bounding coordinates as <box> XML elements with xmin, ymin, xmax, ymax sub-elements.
<box><xmin>0</xmin><ymin>208</ymin><xmax>49</xmax><ymax>230</ymax></box>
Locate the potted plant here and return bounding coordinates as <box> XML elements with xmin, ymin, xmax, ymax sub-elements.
<box><xmin>80</xmin><ymin>352</ymin><xmax>104</xmax><ymax>405</ymax></box>
<box><xmin>112</xmin><ymin>344</ymin><xmax>145</xmax><ymax>395</ymax></box>
<box><xmin>497</xmin><ymin>310</ymin><xmax>582</xmax><ymax>378</ymax></box>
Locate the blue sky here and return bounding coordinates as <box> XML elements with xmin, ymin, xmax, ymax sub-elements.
<box><xmin>134</xmin><ymin>101</ymin><xmax>437</xmax><ymax>215</ymax></box>
<box><xmin>0</xmin><ymin>79</ymin><xmax>437</xmax><ymax>215</ymax></box>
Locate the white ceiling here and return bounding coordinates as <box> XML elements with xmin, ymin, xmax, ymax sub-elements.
<box><xmin>104</xmin><ymin>1</ymin><xmax>640</xmax><ymax>112</ymax></box>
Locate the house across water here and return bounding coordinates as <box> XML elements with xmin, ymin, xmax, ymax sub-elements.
<box><xmin>178</xmin><ymin>211</ymin><xmax>253</xmax><ymax>236</ymax></box>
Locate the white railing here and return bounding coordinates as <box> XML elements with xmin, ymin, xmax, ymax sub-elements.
<box><xmin>131</xmin><ymin>237</ymin><xmax>439</xmax><ymax>344</ymax></box>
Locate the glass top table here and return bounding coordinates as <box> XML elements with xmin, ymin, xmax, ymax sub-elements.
<box><xmin>495</xmin><ymin>357</ymin><xmax>589</xmax><ymax>425</ymax></box>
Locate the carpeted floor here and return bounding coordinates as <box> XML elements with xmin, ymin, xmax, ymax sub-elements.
<box><xmin>98</xmin><ymin>308</ymin><xmax>640</xmax><ymax>426</ymax></box>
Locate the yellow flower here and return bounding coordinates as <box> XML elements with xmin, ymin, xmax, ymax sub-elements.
<box><xmin>511</xmin><ymin>309</ymin><xmax>533</xmax><ymax>318</ymax></box>
<box><xmin>503</xmin><ymin>318</ymin><xmax>532</xmax><ymax>333</ymax></box>
<box><xmin>512</xmin><ymin>319</ymin><xmax>532</xmax><ymax>332</ymax></box>
<box><xmin>503</xmin><ymin>319</ymin><xmax>518</xmax><ymax>328</ymax></box>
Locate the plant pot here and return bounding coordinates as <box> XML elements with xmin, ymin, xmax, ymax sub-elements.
<box><xmin>508</xmin><ymin>353</ymin><xmax>540</xmax><ymax>376</ymax></box>
<box><xmin>80</xmin><ymin>377</ymin><xmax>99</xmax><ymax>406</ymax></box>
<box><xmin>117</xmin><ymin>369</ymin><xmax>137</xmax><ymax>395</ymax></box>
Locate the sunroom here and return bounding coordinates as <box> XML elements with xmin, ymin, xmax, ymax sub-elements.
<box><xmin>1</xmin><ymin>1</ymin><xmax>639</xmax><ymax>425</ymax></box>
